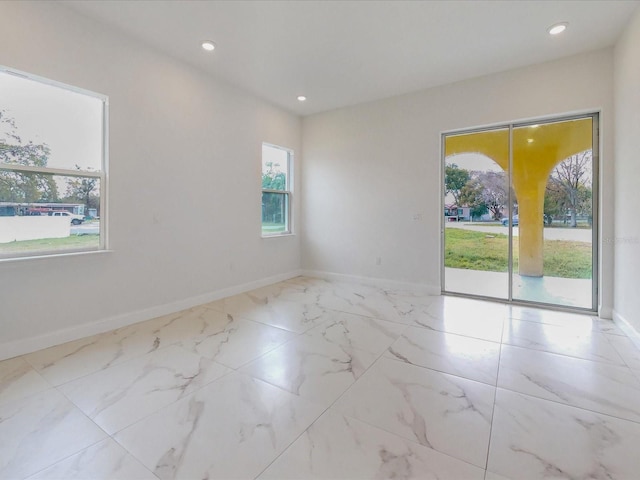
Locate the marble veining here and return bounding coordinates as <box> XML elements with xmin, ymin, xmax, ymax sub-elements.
<box><xmin>385</xmin><ymin>326</ymin><xmax>500</xmax><ymax>385</ymax></box>
<box><xmin>27</xmin><ymin>438</ymin><xmax>157</xmax><ymax>480</ymax></box>
<box><xmin>59</xmin><ymin>344</ymin><xmax>230</xmax><ymax>434</ymax></box>
<box><xmin>0</xmin><ymin>389</ymin><xmax>106</xmax><ymax>479</ymax></box>
<box><xmin>114</xmin><ymin>372</ymin><xmax>325</xmax><ymax>480</ymax></box>
<box><xmin>0</xmin><ymin>357</ymin><xmax>51</xmax><ymax>407</ymax></box>
<box><xmin>24</xmin><ymin>305</ymin><xmax>224</xmax><ymax>386</ymax></box>
<box><xmin>402</xmin><ymin>296</ymin><xmax>508</xmax><ymax>343</ymax></box>
<box><xmin>240</xmin><ymin>333</ymin><xmax>378</xmax><ymax>406</ymax></box>
<box><xmin>177</xmin><ymin>310</ymin><xmax>295</xmax><ymax>368</ymax></box>
<box><xmin>210</xmin><ymin>291</ymin><xmax>330</xmax><ymax>334</ymax></box>
<box><xmin>498</xmin><ymin>344</ymin><xmax>640</xmax><ymax>422</ymax></box>
<box><xmin>334</xmin><ymin>357</ymin><xmax>495</xmax><ymax>468</ymax></box>
<box><xmin>259</xmin><ymin>409</ymin><xmax>485</xmax><ymax>479</ymax></box>
<box><xmin>3</xmin><ymin>276</ymin><xmax>640</xmax><ymax>480</ymax></box>
<box><xmin>488</xmin><ymin>388</ymin><xmax>640</xmax><ymax>480</ymax></box>
<box><xmin>607</xmin><ymin>334</ymin><xmax>640</xmax><ymax>371</ymax></box>
<box><xmin>305</xmin><ymin>310</ymin><xmax>406</xmax><ymax>355</ymax></box>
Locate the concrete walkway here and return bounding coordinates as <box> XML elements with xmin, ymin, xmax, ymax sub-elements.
<box><xmin>444</xmin><ymin>267</ymin><xmax>592</xmax><ymax>309</ymax></box>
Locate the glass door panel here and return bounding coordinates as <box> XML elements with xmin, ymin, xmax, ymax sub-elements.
<box><xmin>443</xmin><ymin>128</ymin><xmax>510</xmax><ymax>299</ymax></box>
<box><xmin>511</xmin><ymin>117</ymin><xmax>595</xmax><ymax>309</ymax></box>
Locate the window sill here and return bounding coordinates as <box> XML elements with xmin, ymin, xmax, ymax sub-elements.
<box><xmin>0</xmin><ymin>249</ymin><xmax>113</xmax><ymax>264</ymax></box>
<box><xmin>261</xmin><ymin>233</ymin><xmax>295</xmax><ymax>239</ymax></box>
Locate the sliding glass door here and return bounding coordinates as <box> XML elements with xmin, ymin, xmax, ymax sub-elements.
<box><xmin>442</xmin><ymin>114</ymin><xmax>598</xmax><ymax>311</ymax></box>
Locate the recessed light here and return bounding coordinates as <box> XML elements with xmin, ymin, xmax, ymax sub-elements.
<box><xmin>527</xmin><ymin>138</ymin><xmax>534</xmax><ymax>143</ymax></box>
<box><xmin>297</xmin><ymin>95</ymin><xmax>307</xmax><ymax>102</ymax></box>
<box><xmin>201</xmin><ymin>41</ymin><xmax>216</xmax><ymax>51</ymax></box>
<box><xmin>547</xmin><ymin>22</ymin><xmax>568</xmax><ymax>35</ymax></box>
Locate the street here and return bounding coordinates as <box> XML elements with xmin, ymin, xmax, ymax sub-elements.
<box><xmin>71</xmin><ymin>222</ymin><xmax>100</xmax><ymax>236</ymax></box>
<box><xmin>445</xmin><ymin>222</ymin><xmax>592</xmax><ymax>242</ymax></box>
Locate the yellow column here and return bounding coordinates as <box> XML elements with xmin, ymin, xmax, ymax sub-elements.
<box><xmin>512</xmin><ymin>175</ymin><xmax>548</xmax><ymax>276</ymax></box>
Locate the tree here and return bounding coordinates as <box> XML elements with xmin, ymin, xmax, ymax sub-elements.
<box><xmin>261</xmin><ymin>162</ymin><xmax>286</xmax><ymax>223</ymax></box>
<box><xmin>475</xmin><ymin>171</ymin><xmax>508</xmax><ymax>220</ymax></box>
<box><xmin>459</xmin><ymin>179</ymin><xmax>488</xmax><ymax>220</ymax></box>
<box><xmin>262</xmin><ymin>162</ymin><xmax>286</xmax><ymax>190</ymax></box>
<box><xmin>577</xmin><ymin>183</ymin><xmax>593</xmax><ymax>225</ymax></box>
<box><xmin>0</xmin><ymin>110</ymin><xmax>58</xmax><ymax>203</ymax></box>
<box><xmin>64</xmin><ymin>167</ymin><xmax>99</xmax><ymax>216</ymax></box>
<box><xmin>544</xmin><ymin>181</ymin><xmax>567</xmax><ymax>219</ymax></box>
<box><xmin>548</xmin><ymin>150</ymin><xmax>592</xmax><ymax>227</ymax></box>
<box><xmin>445</xmin><ymin>164</ymin><xmax>470</xmax><ymax>207</ymax></box>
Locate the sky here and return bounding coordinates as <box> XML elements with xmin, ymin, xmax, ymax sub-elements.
<box><xmin>445</xmin><ymin>152</ymin><xmax>503</xmax><ymax>172</ymax></box>
<box><xmin>262</xmin><ymin>143</ymin><xmax>289</xmax><ymax>184</ymax></box>
<box><xmin>0</xmin><ymin>70</ymin><xmax>103</xmax><ymax>172</ymax></box>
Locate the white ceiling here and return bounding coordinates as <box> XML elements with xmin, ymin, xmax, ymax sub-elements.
<box><xmin>62</xmin><ymin>0</ymin><xmax>639</xmax><ymax>116</ymax></box>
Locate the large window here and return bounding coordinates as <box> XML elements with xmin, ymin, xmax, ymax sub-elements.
<box><xmin>261</xmin><ymin>143</ymin><xmax>292</xmax><ymax>236</ymax></box>
<box><xmin>0</xmin><ymin>67</ymin><xmax>107</xmax><ymax>259</ymax></box>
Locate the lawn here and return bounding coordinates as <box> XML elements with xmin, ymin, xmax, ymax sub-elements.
<box><xmin>262</xmin><ymin>222</ymin><xmax>287</xmax><ymax>234</ymax></box>
<box><xmin>0</xmin><ymin>235</ymin><xmax>99</xmax><ymax>255</ymax></box>
<box><xmin>445</xmin><ymin>228</ymin><xmax>592</xmax><ymax>279</ymax></box>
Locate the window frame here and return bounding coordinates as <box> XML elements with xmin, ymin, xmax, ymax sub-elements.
<box><xmin>0</xmin><ymin>65</ymin><xmax>109</xmax><ymax>260</ymax></box>
<box><xmin>261</xmin><ymin>142</ymin><xmax>293</xmax><ymax>237</ymax></box>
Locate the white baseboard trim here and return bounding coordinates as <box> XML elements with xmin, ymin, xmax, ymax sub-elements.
<box><xmin>0</xmin><ymin>270</ymin><xmax>302</xmax><ymax>361</ymax></box>
<box><xmin>612</xmin><ymin>309</ymin><xmax>640</xmax><ymax>349</ymax></box>
<box><xmin>299</xmin><ymin>269</ymin><xmax>441</xmax><ymax>295</ymax></box>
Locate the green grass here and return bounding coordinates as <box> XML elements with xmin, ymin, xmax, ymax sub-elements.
<box><xmin>445</xmin><ymin>228</ymin><xmax>592</xmax><ymax>279</ymax></box>
<box><xmin>0</xmin><ymin>235</ymin><xmax>99</xmax><ymax>254</ymax></box>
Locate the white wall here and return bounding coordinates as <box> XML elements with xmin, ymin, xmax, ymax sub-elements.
<box><xmin>302</xmin><ymin>49</ymin><xmax>615</xmax><ymax>315</ymax></box>
<box><xmin>0</xmin><ymin>1</ymin><xmax>301</xmax><ymax>358</ymax></box>
<box><xmin>614</xmin><ymin>9</ymin><xmax>640</xmax><ymax>333</ymax></box>
<box><xmin>0</xmin><ymin>217</ymin><xmax>69</xmax><ymax>243</ymax></box>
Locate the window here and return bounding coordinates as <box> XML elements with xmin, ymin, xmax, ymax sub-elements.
<box><xmin>261</xmin><ymin>143</ymin><xmax>292</xmax><ymax>236</ymax></box>
<box><xmin>0</xmin><ymin>66</ymin><xmax>107</xmax><ymax>259</ymax></box>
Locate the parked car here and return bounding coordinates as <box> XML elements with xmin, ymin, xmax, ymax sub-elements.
<box><xmin>48</xmin><ymin>211</ymin><xmax>84</xmax><ymax>225</ymax></box>
<box><xmin>502</xmin><ymin>215</ymin><xmax>518</xmax><ymax>226</ymax></box>
<box><xmin>502</xmin><ymin>214</ymin><xmax>552</xmax><ymax>226</ymax></box>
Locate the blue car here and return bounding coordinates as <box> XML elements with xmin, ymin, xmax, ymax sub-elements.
<box><xmin>502</xmin><ymin>215</ymin><xmax>518</xmax><ymax>226</ymax></box>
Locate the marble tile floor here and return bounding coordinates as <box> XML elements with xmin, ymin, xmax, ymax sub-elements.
<box><xmin>1</xmin><ymin>276</ymin><xmax>640</xmax><ymax>479</ymax></box>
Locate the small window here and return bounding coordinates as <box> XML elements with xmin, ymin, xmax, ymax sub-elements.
<box><xmin>0</xmin><ymin>66</ymin><xmax>107</xmax><ymax>259</ymax></box>
<box><xmin>261</xmin><ymin>143</ymin><xmax>292</xmax><ymax>236</ymax></box>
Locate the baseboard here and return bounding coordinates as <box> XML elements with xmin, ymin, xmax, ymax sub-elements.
<box><xmin>612</xmin><ymin>309</ymin><xmax>640</xmax><ymax>349</ymax></box>
<box><xmin>598</xmin><ymin>306</ymin><xmax>613</xmax><ymax>320</ymax></box>
<box><xmin>0</xmin><ymin>269</ymin><xmax>302</xmax><ymax>361</ymax></box>
<box><xmin>299</xmin><ymin>269</ymin><xmax>441</xmax><ymax>295</ymax></box>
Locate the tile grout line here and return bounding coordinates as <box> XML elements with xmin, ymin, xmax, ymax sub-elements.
<box><xmin>483</xmin><ymin>315</ymin><xmax>507</xmax><ymax>479</ymax></box>
<box><xmin>493</xmin><ymin>382</ymin><xmax>640</xmax><ymax>426</ymax></box>
<box><xmin>603</xmin><ymin>332</ymin><xmax>640</xmax><ymax>372</ymax></box>
<box><xmin>499</xmin><ymin>316</ymin><xmax>640</xmax><ymax>426</ymax></box>
<box><xmin>7</xmin><ymin>277</ymin><xmax>639</xmax><ymax>479</ymax></box>
<box><xmin>251</xmin><ymin>324</ymin><xmax>412</xmax><ymax>479</ymax></box>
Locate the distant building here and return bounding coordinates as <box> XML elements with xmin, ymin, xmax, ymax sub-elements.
<box><xmin>0</xmin><ymin>202</ymin><xmax>85</xmax><ymax>217</ymax></box>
